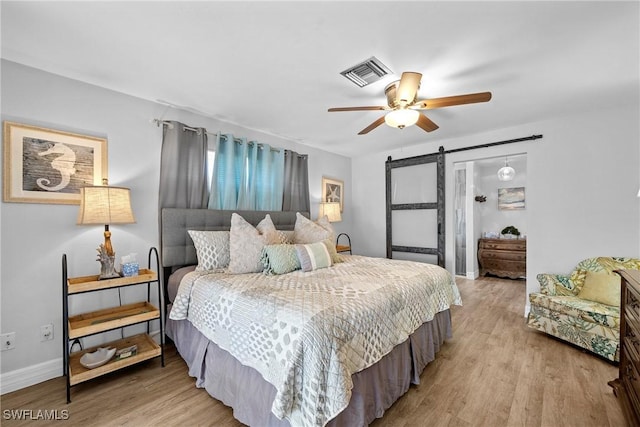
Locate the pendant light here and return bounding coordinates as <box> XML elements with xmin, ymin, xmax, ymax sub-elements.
<box><xmin>497</xmin><ymin>157</ymin><xmax>515</xmax><ymax>181</ymax></box>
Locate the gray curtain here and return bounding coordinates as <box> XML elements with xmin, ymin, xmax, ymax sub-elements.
<box><xmin>282</xmin><ymin>150</ymin><xmax>310</xmax><ymax>212</ymax></box>
<box><xmin>158</xmin><ymin>121</ymin><xmax>209</xmax><ymax>209</ymax></box>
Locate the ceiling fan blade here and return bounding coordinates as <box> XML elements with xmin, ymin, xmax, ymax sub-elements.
<box><xmin>415</xmin><ymin>113</ymin><xmax>439</xmax><ymax>132</ymax></box>
<box><xmin>328</xmin><ymin>106</ymin><xmax>386</xmax><ymax>112</ymax></box>
<box><xmin>358</xmin><ymin>116</ymin><xmax>386</xmax><ymax>135</ymax></box>
<box><xmin>413</xmin><ymin>92</ymin><xmax>492</xmax><ymax>109</ymax></box>
<box><xmin>395</xmin><ymin>72</ymin><xmax>422</xmax><ymax>105</ymax></box>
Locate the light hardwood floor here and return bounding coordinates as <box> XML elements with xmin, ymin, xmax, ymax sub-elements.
<box><xmin>1</xmin><ymin>276</ymin><xmax>625</xmax><ymax>426</ymax></box>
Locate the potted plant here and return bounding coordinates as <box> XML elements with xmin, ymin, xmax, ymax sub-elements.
<box><xmin>501</xmin><ymin>225</ymin><xmax>521</xmax><ymax>239</ymax></box>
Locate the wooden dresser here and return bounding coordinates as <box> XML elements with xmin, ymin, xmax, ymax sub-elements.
<box><xmin>477</xmin><ymin>238</ymin><xmax>526</xmax><ymax>279</ymax></box>
<box><xmin>609</xmin><ymin>270</ymin><xmax>640</xmax><ymax>426</ymax></box>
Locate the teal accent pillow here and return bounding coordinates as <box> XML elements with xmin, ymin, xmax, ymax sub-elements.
<box><xmin>296</xmin><ymin>241</ymin><xmax>333</xmax><ymax>272</ymax></box>
<box><xmin>261</xmin><ymin>244</ymin><xmax>301</xmax><ymax>275</ymax></box>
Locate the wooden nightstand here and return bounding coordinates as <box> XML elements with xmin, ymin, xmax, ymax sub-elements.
<box><xmin>336</xmin><ymin>233</ymin><xmax>352</xmax><ymax>254</ymax></box>
<box><xmin>62</xmin><ymin>247</ymin><xmax>164</xmax><ymax>403</ymax></box>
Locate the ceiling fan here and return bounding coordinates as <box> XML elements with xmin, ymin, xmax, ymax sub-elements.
<box><xmin>328</xmin><ymin>72</ymin><xmax>492</xmax><ymax>135</ymax></box>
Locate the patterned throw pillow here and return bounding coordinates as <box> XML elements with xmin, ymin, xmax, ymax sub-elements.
<box><xmin>296</xmin><ymin>241</ymin><xmax>333</xmax><ymax>272</ymax></box>
<box><xmin>229</xmin><ymin>213</ymin><xmax>280</xmax><ymax>274</ymax></box>
<box><xmin>187</xmin><ymin>230</ymin><xmax>230</xmax><ymax>271</ymax></box>
<box><xmin>293</xmin><ymin>213</ymin><xmax>336</xmax><ymax>244</ymax></box>
<box><xmin>277</xmin><ymin>230</ymin><xmax>295</xmax><ymax>244</ymax></box>
<box><xmin>261</xmin><ymin>244</ymin><xmax>301</xmax><ymax>275</ymax></box>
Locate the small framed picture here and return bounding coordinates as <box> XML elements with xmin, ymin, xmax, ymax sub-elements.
<box><xmin>322</xmin><ymin>177</ymin><xmax>344</xmax><ymax>212</ymax></box>
<box><xmin>3</xmin><ymin>121</ymin><xmax>107</xmax><ymax>204</ymax></box>
<box><xmin>498</xmin><ymin>187</ymin><xmax>525</xmax><ymax>210</ymax></box>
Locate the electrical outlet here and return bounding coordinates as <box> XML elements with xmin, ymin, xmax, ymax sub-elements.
<box><xmin>1</xmin><ymin>332</ymin><xmax>16</xmax><ymax>351</ymax></box>
<box><xmin>41</xmin><ymin>324</ymin><xmax>54</xmax><ymax>342</ymax></box>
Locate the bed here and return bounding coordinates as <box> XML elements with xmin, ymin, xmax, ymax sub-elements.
<box><xmin>161</xmin><ymin>208</ymin><xmax>462</xmax><ymax>427</ymax></box>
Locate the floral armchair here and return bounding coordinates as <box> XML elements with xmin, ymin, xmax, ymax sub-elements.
<box><xmin>527</xmin><ymin>257</ymin><xmax>640</xmax><ymax>362</ymax></box>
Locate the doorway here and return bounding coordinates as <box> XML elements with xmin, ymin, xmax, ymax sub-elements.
<box><xmin>453</xmin><ymin>153</ymin><xmax>527</xmax><ymax>279</ymax></box>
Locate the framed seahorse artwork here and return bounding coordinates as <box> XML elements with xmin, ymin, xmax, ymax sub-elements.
<box><xmin>3</xmin><ymin>121</ymin><xmax>107</xmax><ymax>204</ymax></box>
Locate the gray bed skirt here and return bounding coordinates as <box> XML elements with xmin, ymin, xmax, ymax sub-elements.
<box><xmin>166</xmin><ymin>310</ymin><xmax>452</xmax><ymax>426</ymax></box>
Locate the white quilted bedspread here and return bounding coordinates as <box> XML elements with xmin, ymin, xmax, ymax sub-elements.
<box><xmin>170</xmin><ymin>255</ymin><xmax>461</xmax><ymax>427</ymax></box>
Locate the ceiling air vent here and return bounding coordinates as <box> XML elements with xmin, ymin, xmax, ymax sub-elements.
<box><xmin>340</xmin><ymin>57</ymin><xmax>392</xmax><ymax>88</ymax></box>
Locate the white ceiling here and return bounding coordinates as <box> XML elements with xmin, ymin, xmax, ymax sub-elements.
<box><xmin>1</xmin><ymin>1</ymin><xmax>638</xmax><ymax>158</ymax></box>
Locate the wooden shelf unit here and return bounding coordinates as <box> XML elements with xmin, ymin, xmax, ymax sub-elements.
<box><xmin>68</xmin><ymin>301</ymin><xmax>159</xmax><ymax>339</ymax></box>
<box><xmin>68</xmin><ymin>333</ymin><xmax>161</xmax><ymax>386</ymax></box>
<box><xmin>62</xmin><ymin>248</ymin><xmax>164</xmax><ymax>403</ymax></box>
<box><xmin>67</xmin><ymin>269</ymin><xmax>156</xmax><ymax>294</ymax></box>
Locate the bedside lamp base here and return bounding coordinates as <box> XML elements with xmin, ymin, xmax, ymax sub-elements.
<box><xmin>96</xmin><ymin>244</ymin><xmax>120</xmax><ymax>280</ymax></box>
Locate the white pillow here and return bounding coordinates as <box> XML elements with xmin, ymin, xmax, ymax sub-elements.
<box><xmin>229</xmin><ymin>213</ymin><xmax>280</xmax><ymax>274</ymax></box>
<box><xmin>187</xmin><ymin>230</ymin><xmax>230</xmax><ymax>271</ymax></box>
<box><xmin>293</xmin><ymin>212</ymin><xmax>336</xmax><ymax>244</ymax></box>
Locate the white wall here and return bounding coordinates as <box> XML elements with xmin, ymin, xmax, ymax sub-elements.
<box><xmin>352</xmin><ymin>104</ymin><xmax>640</xmax><ymax>314</ymax></box>
<box><xmin>0</xmin><ymin>60</ymin><xmax>352</xmax><ymax>391</ymax></box>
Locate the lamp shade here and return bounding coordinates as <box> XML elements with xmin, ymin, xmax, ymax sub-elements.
<box><xmin>318</xmin><ymin>202</ymin><xmax>342</xmax><ymax>223</ymax></box>
<box><xmin>77</xmin><ymin>186</ymin><xmax>136</xmax><ymax>225</ymax></box>
<box><xmin>384</xmin><ymin>109</ymin><xmax>420</xmax><ymax>129</ymax></box>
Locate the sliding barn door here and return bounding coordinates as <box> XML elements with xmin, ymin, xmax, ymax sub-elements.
<box><xmin>386</xmin><ymin>148</ymin><xmax>445</xmax><ymax>267</ymax></box>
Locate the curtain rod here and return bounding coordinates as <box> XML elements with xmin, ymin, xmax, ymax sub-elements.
<box><xmin>386</xmin><ymin>134</ymin><xmax>543</xmax><ymax>166</ymax></box>
<box><xmin>153</xmin><ymin>119</ymin><xmax>218</xmax><ymax>137</ymax></box>
<box><xmin>441</xmin><ymin>134</ymin><xmax>543</xmax><ymax>155</ymax></box>
<box><xmin>153</xmin><ymin>118</ymin><xmax>303</xmax><ymax>155</ymax></box>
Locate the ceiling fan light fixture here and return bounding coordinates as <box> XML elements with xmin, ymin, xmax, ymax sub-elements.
<box><xmin>384</xmin><ymin>109</ymin><xmax>420</xmax><ymax>129</ymax></box>
<box><xmin>328</xmin><ymin>69</ymin><xmax>492</xmax><ymax>135</ymax></box>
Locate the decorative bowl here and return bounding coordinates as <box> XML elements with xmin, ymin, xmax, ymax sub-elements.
<box><xmin>80</xmin><ymin>347</ymin><xmax>116</xmax><ymax>369</ymax></box>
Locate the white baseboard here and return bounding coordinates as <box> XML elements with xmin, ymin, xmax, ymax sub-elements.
<box><xmin>0</xmin><ymin>328</ymin><xmax>163</xmax><ymax>395</ymax></box>
<box><xmin>466</xmin><ymin>270</ymin><xmax>479</xmax><ymax>280</ymax></box>
<box><xmin>1</xmin><ymin>358</ymin><xmax>62</xmax><ymax>395</ymax></box>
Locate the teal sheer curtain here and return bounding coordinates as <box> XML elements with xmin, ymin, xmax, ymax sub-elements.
<box><xmin>208</xmin><ymin>133</ymin><xmax>285</xmax><ymax>210</ymax></box>
<box><xmin>255</xmin><ymin>143</ymin><xmax>284</xmax><ymax>210</ymax></box>
<box><xmin>208</xmin><ymin>133</ymin><xmax>246</xmax><ymax>209</ymax></box>
<box><xmin>237</xmin><ymin>141</ymin><xmax>258</xmax><ymax>209</ymax></box>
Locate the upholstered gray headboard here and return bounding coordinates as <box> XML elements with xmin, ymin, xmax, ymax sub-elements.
<box><xmin>160</xmin><ymin>208</ymin><xmax>308</xmax><ymax>269</ymax></box>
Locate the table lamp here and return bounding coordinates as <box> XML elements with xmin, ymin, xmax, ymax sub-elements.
<box><xmin>77</xmin><ymin>183</ymin><xmax>136</xmax><ymax>279</ymax></box>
